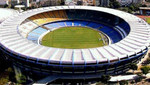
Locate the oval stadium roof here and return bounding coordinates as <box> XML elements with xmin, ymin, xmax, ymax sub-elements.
<box><xmin>0</xmin><ymin>8</ymin><xmax>18</xmax><ymax>23</ymax></box>
<box><xmin>0</xmin><ymin>6</ymin><xmax>150</xmax><ymax>65</ymax></box>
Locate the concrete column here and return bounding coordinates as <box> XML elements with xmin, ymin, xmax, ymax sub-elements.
<box><xmin>6</xmin><ymin>0</ymin><xmax>9</xmax><ymax>5</ymax></box>
<box><xmin>140</xmin><ymin>10</ymin><xmax>143</xmax><ymax>15</ymax></box>
<box><xmin>101</xmin><ymin>0</ymin><xmax>103</xmax><ymax>6</ymax></box>
<box><xmin>17</xmin><ymin>0</ymin><xmax>20</xmax><ymax>3</ymax></box>
<box><xmin>107</xmin><ymin>0</ymin><xmax>109</xmax><ymax>6</ymax></box>
<box><xmin>27</xmin><ymin>0</ymin><xmax>30</xmax><ymax>7</ymax></box>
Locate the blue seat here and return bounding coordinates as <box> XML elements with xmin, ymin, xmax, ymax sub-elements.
<box><xmin>80</xmin><ymin>21</ymin><xmax>89</xmax><ymax>27</ymax></box>
<box><xmin>27</xmin><ymin>27</ymin><xmax>47</xmax><ymax>43</ymax></box>
<box><xmin>50</xmin><ymin>23</ymin><xmax>60</xmax><ymax>28</ymax></box>
<box><xmin>118</xmin><ymin>22</ymin><xmax>130</xmax><ymax>34</ymax></box>
<box><xmin>44</xmin><ymin>23</ymin><xmax>60</xmax><ymax>29</ymax></box>
<box><xmin>66</xmin><ymin>21</ymin><xmax>73</xmax><ymax>26</ymax></box>
<box><xmin>32</xmin><ymin>27</ymin><xmax>47</xmax><ymax>34</ymax></box>
<box><xmin>28</xmin><ymin>33</ymin><xmax>40</xmax><ymax>37</ymax></box>
<box><xmin>87</xmin><ymin>22</ymin><xmax>101</xmax><ymax>28</ymax></box>
<box><xmin>57</xmin><ymin>22</ymin><xmax>66</xmax><ymax>27</ymax></box>
<box><xmin>99</xmin><ymin>27</ymin><xmax>122</xmax><ymax>43</ymax></box>
<box><xmin>27</xmin><ymin>36</ymin><xmax>39</xmax><ymax>41</ymax></box>
<box><xmin>73</xmin><ymin>21</ymin><xmax>81</xmax><ymax>26</ymax></box>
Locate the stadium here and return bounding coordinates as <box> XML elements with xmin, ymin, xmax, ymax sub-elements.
<box><xmin>0</xmin><ymin>6</ymin><xmax>150</xmax><ymax>79</ymax></box>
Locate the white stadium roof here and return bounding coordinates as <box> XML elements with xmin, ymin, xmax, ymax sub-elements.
<box><xmin>0</xmin><ymin>6</ymin><xmax>150</xmax><ymax>64</ymax></box>
<box><xmin>0</xmin><ymin>8</ymin><xmax>18</xmax><ymax>23</ymax></box>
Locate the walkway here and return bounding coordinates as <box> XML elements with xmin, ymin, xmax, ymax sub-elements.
<box><xmin>33</xmin><ymin>75</ymin><xmax>60</xmax><ymax>85</ymax></box>
<box><xmin>109</xmin><ymin>75</ymin><xmax>138</xmax><ymax>82</ymax></box>
<box><xmin>137</xmin><ymin>49</ymin><xmax>150</xmax><ymax>69</ymax></box>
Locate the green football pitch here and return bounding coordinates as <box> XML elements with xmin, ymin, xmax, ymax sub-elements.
<box><xmin>41</xmin><ymin>27</ymin><xmax>108</xmax><ymax>49</ymax></box>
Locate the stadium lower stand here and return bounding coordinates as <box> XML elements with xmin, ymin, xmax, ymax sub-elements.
<box><xmin>27</xmin><ymin>27</ymin><xmax>47</xmax><ymax>43</ymax></box>
<box><xmin>18</xmin><ymin>20</ymin><xmax>38</xmax><ymax>38</ymax></box>
<box><xmin>42</xmin><ymin>20</ymin><xmax>122</xmax><ymax>43</ymax></box>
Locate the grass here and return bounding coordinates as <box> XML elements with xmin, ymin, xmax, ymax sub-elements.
<box><xmin>146</xmin><ymin>18</ymin><xmax>150</xmax><ymax>24</ymax></box>
<box><xmin>42</xmin><ymin>27</ymin><xmax>107</xmax><ymax>49</ymax></box>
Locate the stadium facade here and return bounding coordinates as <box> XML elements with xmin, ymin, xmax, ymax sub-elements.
<box><xmin>0</xmin><ymin>6</ymin><xmax>150</xmax><ymax>77</ymax></box>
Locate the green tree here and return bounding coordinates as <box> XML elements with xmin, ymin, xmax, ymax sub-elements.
<box><xmin>0</xmin><ymin>67</ymin><xmax>14</xmax><ymax>85</ymax></box>
<box><xmin>119</xmin><ymin>7</ymin><xmax>129</xmax><ymax>12</ymax></box>
<box><xmin>16</xmin><ymin>74</ymin><xmax>26</xmax><ymax>84</ymax></box>
<box><xmin>3</xmin><ymin>4</ymin><xmax>8</xmax><ymax>8</ymax></box>
<box><xmin>146</xmin><ymin>57</ymin><xmax>150</xmax><ymax>64</ymax></box>
<box><xmin>129</xmin><ymin>5</ymin><xmax>135</xmax><ymax>11</ymax></box>
<box><xmin>148</xmin><ymin>53</ymin><xmax>150</xmax><ymax>57</ymax></box>
<box><xmin>119</xmin><ymin>80</ymin><xmax>128</xmax><ymax>85</ymax></box>
<box><xmin>109</xmin><ymin>0</ymin><xmax>121</xmax><ymax>8</ymax></box>
<box><xmin>113</xmin><ymin>1</ymin><xmax>121</xmax><ymax>8</ymax></box>
<box><xmin>96</xmin><ymin>82</ymin><xmax>103</xmax><ymax>85</ymax></box>
<box><xmin>131</xmin><ymin>80</ymin><xmax>135</xmax><ymax>84</ymax></box>
<box><xmin>141</xmin><ymin>66</ymin><xmax>149</xmax><ymax>75</ymax></box>
<box><xmin>147</xmin><ymin>0</ymin><xmax>150</xmax><ymax>2</ymax></box>
<box><xmin>141</xmin><ymin>4</ymin><xmax>147</xmax><ymax>7</ymax></box>
<box><xmin>129</xmin><ymin>63</ymin><xmax>137</xmax><ymax>74</ymax></box>
<box><xmin>60</xmin><ymin>1</ymin><xmax>65</xmax><ymax>5</ymax></box>
<box><xmin>128</xmin><ymin>9</ymin><xmax>132</xmax><ymax>13</ymax></box>
<box><xmin>134</xmin><ymin>4</ymin><xmax>142</xmax><ymax>11</ymax></box>
<box><xmin>101</xmin><ymin>75</ymin><xmax>111</xmax><ymax>84</ymax></box>
<box><xmin>135</xmin><ymin>75</ymin><xmax>143</xmax><ymax>83</ymax></box>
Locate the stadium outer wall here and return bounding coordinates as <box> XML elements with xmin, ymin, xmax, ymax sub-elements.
<box><xmin>0</xmin><ymin>6</ymin><xmax>150</xmax><ymax>79</ymax></box>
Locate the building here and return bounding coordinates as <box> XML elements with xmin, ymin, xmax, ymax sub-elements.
<box><xmin>94</xmin><ymin>0</ymin><xmax>100</xmax><ymax>6</ymax></box>
<box><xmin>99</xmin><ymin>0</ymin><xmax>109</xmax><ymax>7</ymax></box>
<box><xmin>116</xmin><ymin>0</ymin><xmax>143</xmax><ymax>6</ymax></box>
<box><xmin>65</xmin><ymin>0</ymin><xmax>100</xmax><ymax>6</ymax></box>
<box><xmin>83</xmin><ymin>0</ymin><xmax>100</xmax><ymax>6</ymax></box>
<box><xmin>132</xmin><ymin>0</ymin><xmax>143</xmax><ymax>4</ymax></box>
<box><xmin>7</xmin><ymin>0</ymin><xmax>100</xmax><ymax>7</ymax></box>
<box><xmin>38</xmin><ymin>0</ymin><xmax>62</xmax><ymax>6</ymax></box>
<box><xmin>65</xmin><ymin>0</ymin><xmax>75</xmax><ymax>5</ymax></box>
<box><xmin>139</xmin><ymin>7</ymin><xmax>150</xmax><ymax>15</ymax></box>
<box><xmin>0</xmin><ymin>0</ymin><xmax>8</xmax><ymax>5</ymax></box>
<box><xmin>8</xmin><ymin>0</ymin><xmax>63</xmax><ymax>7</ymax></box>
<box><xmin>8</xmin><ymin>0</ymin><xmax>30</xmax><ymax>7</ymax></box>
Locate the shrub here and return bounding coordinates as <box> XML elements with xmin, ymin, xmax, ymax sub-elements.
<box><xmin>141</xmin><ymin>66</ymin><xmax>150</xmax><ymax>75</ymax></box>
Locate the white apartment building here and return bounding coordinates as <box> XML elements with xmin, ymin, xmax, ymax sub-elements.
<box><xmin>117</xmin><ymin>0</ymin><xmax>143</xmax><ymax>6</ymax></box>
